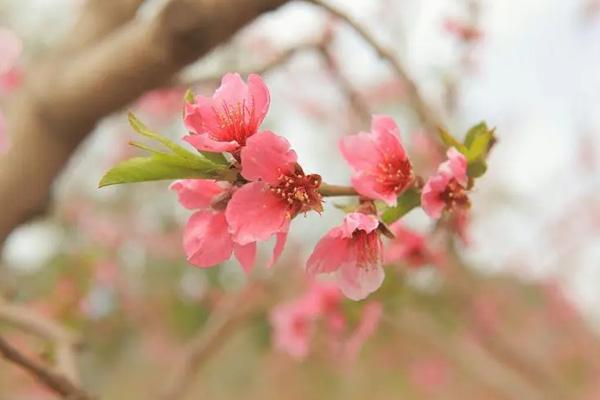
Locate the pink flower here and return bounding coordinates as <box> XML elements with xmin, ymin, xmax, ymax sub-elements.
<box><xmin>270</xmin><ymin>299</ymin><xmax>315</xmax><ymax>360</ymax></box>
<box><xmin>270</xmin><ymin>281</ymin><xmax>344</xmax><ymax>360</ymax></box>
<box><xmin>421</xmin><ymin>147</ymin><xmax>469</xmax><ymax>219</ymax></box>
<box><xmin>225</xmin><ymin>131</ymin><xmax>322</xmax><ymax>264</ymax></box>
<box><xmin>170</xmin><ymin>179</ymin><xmax>256</xmax><ymax>272</ymax></box>
<box><xmin>183</xmin><ymin>73</ymin><xmax>269</xmax><ymax>153</ymax></box>
<box><xmin>306</xmin><ymin>212</ymin><xmax>384</xmax><ymax>301</ymax></box>
<box><xmin>384</xmin><ymin>222</ymin><xmax>430</xmax><ymax>268</ymax></box>
<box><xmin>340</xmin><ymin>115</ymin><xmax>413</xmax><ymax>206</ymax></box>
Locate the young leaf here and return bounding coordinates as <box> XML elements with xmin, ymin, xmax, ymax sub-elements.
<box><xmin>438</xmin><ymin>128</ymin><xmax>468</xmax><ymax>154</ymax></box>
<box><xmin>184</xmin><ymin>89</ymin><xmax>195</xmax><ymax>104</ymax></box>
<box><xmin>463</xmin><ymin>122</ymin><xmax>488</xmax><ymax>148</ymax></box>
<box><xmin>380</xmin><ymin>188</ymin><xmax>421</xmax><ymax>224</ymax></box>
<box><xmin>99</xmin><ymin>156</ymin><xmax>223</xmax><ymax>188</ymax></box>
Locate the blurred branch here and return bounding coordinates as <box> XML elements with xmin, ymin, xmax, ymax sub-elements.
<box><xmin>0</xmin><ymin>0</ymin><xmax>291</xmax><ymax>248</ymax></box>
<box><xmin>178</xmin><ymin>41</ymin><xmax>319</xmax><ymax>87</ymax></box>
<box><xmin>316</xmin><ymin>38</ymin><xmax>371</xmax><ymax>127</ymax></box>
<box><xmin>307</xmin><ymin>0</ymin><xmax>443</xmax><ymax>133</ymax></box>
<box><xmin>160</xmin><ymin>282</ymin><xmax>267</xmax><ymax>400</ymax></box>
<box><xmin>0</xmin><ymin>335</ymin><xmax>92</xmax><ymax>400</ymax></box>
<box><xmin>0</xmin><ymin>299</ymin><xmax>81</xmax><ymax>382</ymax></box>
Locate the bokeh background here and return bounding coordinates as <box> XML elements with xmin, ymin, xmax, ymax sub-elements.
<box><xmin>1</xmin><ymin>0</ymin><xmax>599</xmax><ymax>399</ymax></box>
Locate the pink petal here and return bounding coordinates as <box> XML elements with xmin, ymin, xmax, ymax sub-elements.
<box><xmin>371</xmin><ymin>115</ymin><xmax>407</xmax><ymax>160</ymax></box>
<box><xmin>444</xmin><ymin>147</ymin><xmax>468</xmax><ymax>187</ymax></box>
<box><xmin>225</xmin><ymin>181</ymin><xmax>290</xmax><ymax>245</ymax></box>
<box><xmin>267</xmin><ymin>231</ymin><xmax>288</xmax><ymax>268</ymax></box>
<box><xmin>421</xmin><ymin>173</ymin><xmax>451</xmax><ymax>219</ymax></box>
<box><xmin>169</xmin><ymin>179</ymin><xmax>228</xmax><ymax>210</ymax></box>
<box><xmin>350</xmin><ymin>172</ymin><xmax>398</xmax><ymax>207</ymax></box>
<box><xmin>213</xmin><ymin>73</ymin><xmax>248</xmax><ymax>108</ymax></box>
<box><xmin>183</xmin><ymin>100</ymin><xmax>222</xmax><ymax>136</ymax></box>
<box><xmin>247</xmin><ymin>74</ymin><xmax>270</xmax><ymax>126</ymax></box>
<box><xmin>337</xmin><ymin>259</ymin><xmax>385</xmax><ymax>301</ymax></box>
<box><xmin>184</xmin><ymin>210</ymin><xmax>233</xmax><ymax>268</ymax></box>
<box><xmin>339</xmin><ymin>212</ymin><xmax>380</xmax><ymax>238</ymax></box>
<box><xmin>306</xmin><ymin>228</ymin><xmax>352</xmax><ymax>275</ymax></box>
<box><xmin>183</xmin><ymin>133</ymin><xmax>239</xmax><ymax>153</ymax></box>
<box><xmin>233</xmin><ymin>242</ymin><xmax>257</xmax><ymax>273</ymax></box>
<box><xmin>339</xmin><ymin>131</ymin><xmax>384</xmax><ymax>171</ymax></box>
<box><xmin>240</xmin><ymin>131</ymin><xmax>297</xmax><ymax>184</ymax></box>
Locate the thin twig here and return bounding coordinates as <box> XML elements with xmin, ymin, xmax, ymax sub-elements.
<box><xmin>319</xmin><ymin>183</ymin><xmax>358</xmax><ymax>197</ymax></box>
<box><xmin>307</xmin><ymin>0</ymin><xmax>443</xmax><ymax>133</ymax></box>
<box><xmin>0</xmin><ymin>335</ymin><xmax>92</xmax><ymax>400</ymax></box>
<box><xmin>159</xmin><ymin>282</ymin><xmax>266</xmax><ymax>400</ymax></box>
<box><xmin>0</xmin><ymin>299</ymin><xmax>82</xmax><ymax>383</ymax></box>
<box><xmin>178</xmin><ymin>41</ymin><xmax>319</xmax><ymax>88</ymax></box>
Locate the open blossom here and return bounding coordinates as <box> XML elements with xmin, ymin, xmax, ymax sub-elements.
<box><xmin>226</xmin><ymin>131</ymin><xmax>322</xmax><ymax>263</ymax></box>
<box><xmin>184</xmin><ymin>73</ymin><xmax>269</xmax><ymax>153</ymax></box>
<box><xmin>306</xmin><ymin>212</ymin><xmax>384</xmax><ymax>301</ymax></box>
<box><xmin>171</xmin><ymin>179</ymin><xmax>256</xmax><ymax>272</ymax></box>
<box><xmin>421</xmin><ymin>147</ymin><xmax>469</xmax><ymax>219</ymax></box>
<box><xmin>384</xmin><ymin>222</ymin><xmax>430</xmax><ymax>268</ymax></box>
<box><xmin>340</xmin><ymin>115</ymin><xmax>413</xmax><ymax>206</ymax></box>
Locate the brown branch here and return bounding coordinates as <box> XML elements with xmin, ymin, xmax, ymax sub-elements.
<box><xmin>0</xmin><ymin>335</ymin><xmax>92</xmax><ymax>400</ymax></box>
<box><xmin>159</xmin><ymin>283</ymin><xmax>266</xmax><ymax>400</ymax></box>
<box><xmin>319</xmin><ymin>183</ymin><xmax>358</xmax><ymax>197</ymax></box>
<box><xmin>307</xmin><ymin>0</ymin><xmax>443</xmax><ymax>133</ymax></box>
<box><xmin>0</xmin><ymin>299</ymin><xmax>81</xmax><ymax>382</ymax></box>
<box><xmin>0</xmin><ymin>0</ymin><xmax>291</xmax><ymax>248</ymax></box>
<box><xmin>178</xmin><ymin>41</ymin><xmax>319</xmax><ymax>87</ymax></box>
<box><xmin>317</xmin><ymin>41</ymin><xmax>371</xmax><ymax>127</ymax></box>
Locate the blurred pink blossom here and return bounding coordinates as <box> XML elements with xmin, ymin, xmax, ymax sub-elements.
<box><xmin>384</xmin><ymin>222</ymin><xmax>431</xmax><ymax>268</ymax></box>
<box><xmin>343</xmin><ymin>301</ymin><xmax>382</xmax><ymax>361</ymax></box>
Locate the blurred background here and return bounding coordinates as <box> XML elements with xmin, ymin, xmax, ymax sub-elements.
<box><xmin>1</xmin><ymin>0</ymin><xmax>600</xmax><ymax>399</ymax></box>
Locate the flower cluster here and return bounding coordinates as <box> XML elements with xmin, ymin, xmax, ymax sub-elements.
<box><xmin>172</xmin><ymin>73</ymin><xmax>323</xmax><ymax>272</ymax></box>
<box><xmin>102</xmin><ymin>72</ymin><xmax>491</xmax><ymax>301</ymax></box>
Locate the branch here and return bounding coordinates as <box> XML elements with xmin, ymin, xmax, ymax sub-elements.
<box><xmin>159</xmin><ymin>283</ymin><xmax>266</xmax><ymax>400</ymax></box>
<box><xmin>307</xmin><ymin>0</ymin><xmax>443</xmax><ymax>132</ymax></box>
<box><xmin>0</xmin><ymin>299</ymin><xmax>82</xmax><ymax>383</ymax></box>
<box><xmin>319</xmin><ymin>183</ymin><xmax>358</xmax><ymax>197</ymax></box>
<box><xmin>0</xmin><ymin>335</ymin><xmax>92</xmax><ymax>400</ymax></box>
<box><xmin>0</xmin><ymin>0</ymin><xmax>291</xmax><ymax>248</ymax></box>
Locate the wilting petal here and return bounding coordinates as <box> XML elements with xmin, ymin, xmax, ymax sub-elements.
<box><xmin>306</xmin><ymin>228</ymin><xmax>352</xmax><ymax>275</ymax></box>
<box><xmin>351</xmin><ymin>172</ymin><xmax>398</xmax><ymax>207</ymax></box>
<box><xmin>337</xmin><ymin>259</ymin><xmax>385</xmax><ymax>301</ymax></box>
<box><xmin>233</xmin><ymin>242</ymin><xmax>257</xmax><ymax>273</ymax></box>
<box><xmin>225</xmin><ymin>182</ymin><xmax>289</xmax><ymax>245</ymax></box>
<box><xmin>184</xmin><ymin>210</ymin><xmax>233</xmax><ymax>268</ymax></box>
<box><xmin>241</xmin><ymin>131</ymin><xmax>297</xmax><ymax>184</ymax></box>
<box><xmin>170</xmin><ymin>179</ymin><xmax>228</xmax><ymax>210</ymax></box>
<box><xmin>183</xmin><ymin>133</ymin><xmax>238</xmax><ymax>153</ymax></box>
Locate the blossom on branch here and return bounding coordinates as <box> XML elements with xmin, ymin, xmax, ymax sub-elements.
<box><xmin>306</xmin><ymin>212</ymin><xmax>384</xmax><ymax>301</ymax></box>
<box><xmin>184</xmin><ymin>73</ymin><xmax>270</xmax><ymax>153</ymax></box>
<box><xmin>340</xmin><ymin>115</ymin><xmax>414</xmax><ymax>206</ymax></box>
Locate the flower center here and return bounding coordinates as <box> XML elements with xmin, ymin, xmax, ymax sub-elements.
<box><xmin>271</xmin><ymin>171</ymin><xmax>323</xmax><ymax>215</ymax></box>
<box><xmin>375</xmin><ymin>157</ymin><xmax>413</xmax><ymax>194</ymax></box>
<box><xmin>352</xmin><ymin>229</ymin><xmax>381</xmax><ymax>269</ymax></box>
<box><xmin>214</xmin><ymin>98</ymin><xmax>258</xmax><ymax>145</ymax></box>
<box><xmin>440</xmin><ymin>178</ymin><xmax>470</xmax><ymax>211</ymax></box>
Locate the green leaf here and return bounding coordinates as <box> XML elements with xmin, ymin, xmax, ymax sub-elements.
<box><xmin>464</xmin><ymin>123</ymin><xmax>495</xmax><ymax>162</ymax></box>
<box><xmin>467</xmin><ymin>159</ymin><xmax>488</xmax><ymax>178</ymax></box>
<box><xmin>438</xmin><ymin>128</ymin><xmax>467</xmax><ymax>154</ymax></box>
<box><xmin>381</xmin><ymin>188</ymin><xmax>421</xmax><ymax>224</ymax></box>
<box><xmin>463</xmin><ymin>122</ymin><xmax>488</xmax><ymax>148</ymax></box>
<box><xmin>99</xmin><ymin>156</ymin><xmax>221</xmax><ymax>188</ymax></box>
<box><xmin>199</xmin><ymin>151</ymin><xmax>229</xmax><ymax>166</ymax></box>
